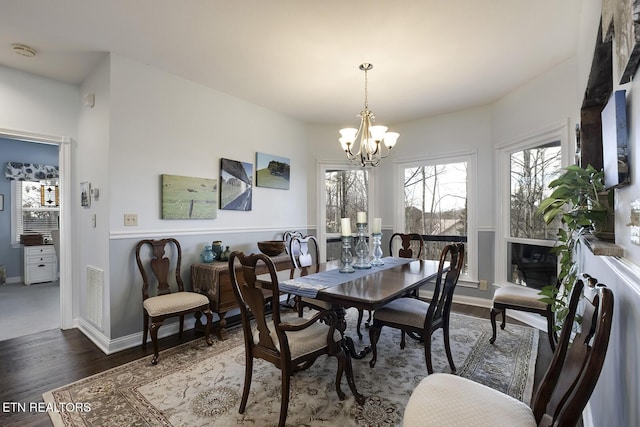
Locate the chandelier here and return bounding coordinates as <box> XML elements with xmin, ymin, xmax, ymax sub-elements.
<box><xmin>339</xmin><ymin>63</ymin><xmax>399</xmax><ymax>167</ymax></box>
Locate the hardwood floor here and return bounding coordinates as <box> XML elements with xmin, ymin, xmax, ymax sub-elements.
<box><xmin>0</xmin><ymin>303</ymin><xmax>552</xmax><ymax>427</ymax></box>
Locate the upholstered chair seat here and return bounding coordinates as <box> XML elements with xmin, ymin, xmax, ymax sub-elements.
<box><xmin>372</xmin><ymin>298</ymin><xmax>429</xmax><ymax>329</ymax></box>
<box><xmin>253</xmin><ymin>315</ymin><xmax>342</xmax><ymax>359</ymax></box>
<box><xmin>143</xmin><ymin>292</ymin><xmax>211</xmax><ymax>317</ymax></box>
<box><xmin>404</xmin><ymin>373</ymin><xmax>536</xmax><ymax>426</ymax></box>
<box><xmin>492</xmin><ymin>285</ymin><xmax>548</xmax><ymax>310</ymax></box>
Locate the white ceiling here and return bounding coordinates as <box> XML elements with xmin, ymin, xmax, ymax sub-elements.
<box><xmin>0</xmin><ymin>0</ymin><xmax>582</xmax><ymax>125</ymax></box>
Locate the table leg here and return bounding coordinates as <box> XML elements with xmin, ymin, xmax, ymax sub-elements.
<box><xmin>216</xmin><ymin>311</ymin><xmax>228</xmax><ymax>340</ymax></box>
<box><xmin>335</xmin><ymin>306</ymin><xmax>371</xmax><ymax>360</ymax></box>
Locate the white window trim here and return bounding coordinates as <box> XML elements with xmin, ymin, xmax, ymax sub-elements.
<box><xmin>494</xmin><ymin>119</ymin><xmax>572</xmax><ymax>287</ymax></box>
<box><xmin>393</xmin><ymin>149</ymin><xmax>478</xmax><ymax>282</ymax></box>
<box><xmin>316</xmin><ymin>160</ymin><xmax>378</xmax><ymax>263</ymax></box>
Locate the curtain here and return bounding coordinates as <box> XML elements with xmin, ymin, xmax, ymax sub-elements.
<box><xmin>5</xmin><ymin>162</ymin><xmax>59</xmax><ymax>181</ymax></box>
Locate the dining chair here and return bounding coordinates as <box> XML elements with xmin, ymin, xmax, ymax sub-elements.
<box><xmin>353</xmin><ymin>232</ymin><xmax>427</xmax><ymax>339</ymax></box>
<box><xmin>135</xmin><ymin>238</ymin><xmax>213</xmax><ymax>365</ymax></box>
<box><xmin>228</xmin><ymin>251</ymin><xmax>357</xmax><ymax>427</ymax></box>
<box><xmin>369</xmin><ymin>243</ymin><xmax>465</xmax><ymax>374</ymax></box>
<box><xmin>281</xmin><ymin>230</ymin><xmax>304</xmax><ymax>308</ymax></box>
<box><xmin>490</xmin><ymin>279</ymin><xmax>558</xmax><ymax>351</ymax></box>
<box><xmin>389</xmin><ymin>232</ymin><xmax>425</xmax><ymax>259</ymax></box>
<box><xmin>403</xmin><ymin>278</ymin><xmax>613</xmax><ymax>427</ymax></box>
<box><xmin>287</xmin><ymin>234</ymin><xmax>332</xmax><ymax>317</ymax></box>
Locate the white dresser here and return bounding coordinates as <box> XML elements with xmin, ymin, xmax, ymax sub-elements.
<box><xmin>23</xmin><ymin>245</ymin><xmax>58</xmax><ymax>285</ymax></box>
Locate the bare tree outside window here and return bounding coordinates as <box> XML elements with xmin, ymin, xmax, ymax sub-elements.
<box><xmin>325</xmin><ymin>169</ymin><xmax>368</xmax><ymax>234</ymax></box>
<box><xmin>510</xmin><ymin>143</ymin><xmax>562</xmax><ymax>240</ymax></box>
<box><xmin>403</xmin><ymin>162</ymin><xmax>467</xmax><ymax>261</ymax></box>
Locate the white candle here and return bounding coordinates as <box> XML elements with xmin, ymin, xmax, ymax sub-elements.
<box><xmin>357</xmin><ymin>211</ymin><xmax>367</xmax><ymax>223</ymax></box>
<box><xmin>341</xmin><ymin>218</ymin><xmax>351</xmax><ymax>236</ymax></box>
<box><xmin>372</xmin><ymin>217</ymin><xmax>382</xmax><ymax>233</ymax></box>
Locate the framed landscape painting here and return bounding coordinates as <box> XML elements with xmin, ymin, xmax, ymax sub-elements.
<box><xmin>161</xmin><ymin>174</ymin><xmax>218</xmax><ymax>219</ymax></box>
<box><xmin>220</xmin><ymin>158</ymin><xmax>253</xmax><ymax>211</ymax></box>
<box><xmin>256</xmin><ymin>152</ymin><xmax>290</xmax><ymax>190</ymax></box>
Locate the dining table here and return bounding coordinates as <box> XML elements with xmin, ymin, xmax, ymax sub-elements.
<box><xmin>257</xmin><ymin>257</ymin><xmax>444</xmax><ymax>359</ymax></box>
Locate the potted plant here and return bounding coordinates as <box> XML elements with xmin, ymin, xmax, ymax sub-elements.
<box><xmin>536</xmin><ymin>164</ymin><xmax>612</xmax><ymax>327</ymax></box>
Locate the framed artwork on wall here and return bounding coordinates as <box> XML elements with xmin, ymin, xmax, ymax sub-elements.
<box><xmin>161</xmin><ymin>174</ymin><xmax>218</xmax><ymax>219</ymax></box>
<box><xmin>220</xmin><ymin>158</ymin><xmax>253</xmax><ymax>211</ymax></box>
<box><xmin>256</xmin><ymin>152</ymin><xmax>290</xmax><ymax>190</ymax></box>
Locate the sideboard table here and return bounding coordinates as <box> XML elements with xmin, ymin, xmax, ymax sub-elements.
<box><xmin>191</xmin><ymin>253</ymin><xmax>293</xmax><ymax>340</ymax></box>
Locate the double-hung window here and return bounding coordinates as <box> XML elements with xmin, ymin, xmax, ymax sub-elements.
<box><xmin>396</xmin><ymin>151</ymin><xmax>476</xmax><ymax>282</ymax></box>
<box><xmin>496</xmin><ymin>122</ymin><xmax>569</xmax><ymax>288</ymax></box>
<box><xmin>11</xmin><ymin>180</ymin><xmax>60</xmax><ymax>245</ymax></box>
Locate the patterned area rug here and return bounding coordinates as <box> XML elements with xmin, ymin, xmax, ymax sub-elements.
<box><xmin>43</xmin><ymin>309</ymin><xmax>538</xmax><ymax>426</ymax></box>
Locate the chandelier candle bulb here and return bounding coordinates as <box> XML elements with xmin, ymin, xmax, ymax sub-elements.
<box><xmin>341</xmin><ymin>218</ymin><xmax>352</xmax><ymax>236</ymax></box>
<box><xmin>372</xmin><ymin>218</ymin><xmax>382</xmax><ymax>233</ymax></box>
<box><xmin>357</xmin><ymin>211</ymin><xmax>367</xmax><ymax>224</ymax></box>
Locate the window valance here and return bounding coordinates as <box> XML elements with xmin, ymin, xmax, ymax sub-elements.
<box><xmin>5</xmin><ymin>162</ymin><xmax>59</xmax><ymax>181</ymax></box>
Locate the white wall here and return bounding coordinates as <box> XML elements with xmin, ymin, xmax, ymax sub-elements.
<box><xmin>574</xmin><ymin>1</ymin><xmax>640</xmax><ymax>425</ymax></box>
<box><xmin>109</xmin><ymin>55</ymin><xmax>308</xmax><ymax>234</ymax></box>
<box><xmin>0</xmin><ymin>66</ymin><xmax>79</xmax><ymax>137</ymax></box>
<box><xmin>102</xmin><ymin>54</ymin><xmax>310</xmax><ymax>343</ymax></box>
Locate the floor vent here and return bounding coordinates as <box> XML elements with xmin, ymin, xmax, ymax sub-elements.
<box><xmin>86</xmin><ymin>265</ymin><xmax>104</xmax><ymax>330</ymax></box>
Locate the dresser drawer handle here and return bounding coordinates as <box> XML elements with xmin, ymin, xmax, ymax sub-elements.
<box><xmin>38</xmin><ymin>264</ymin><xmax>46</xmax><ymax>267</ymax></box>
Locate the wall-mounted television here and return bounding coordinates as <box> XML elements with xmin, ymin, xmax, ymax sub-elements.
<box><xmin>601</xmin><ymin>89</ymin><xmax>630</xmax><ymax>189</ymax></box>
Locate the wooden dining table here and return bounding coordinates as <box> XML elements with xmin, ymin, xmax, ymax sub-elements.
<box><xmin>257</xmin><ymin>257</ymin><xmax>444</xmax><ymax>359</ymax></box>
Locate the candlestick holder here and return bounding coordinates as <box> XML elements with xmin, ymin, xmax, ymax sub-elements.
<box><xmin>339</xmin><ymin>236</ymin><xmax>355</xmax><ymax>273</ymax></box>
<box><xmin>370</xmin><ymin>232</ymin><xmax>384</xmax><ymax>266</ymax></box>
<box><xmin>353</xmin><ymin>222</ymin><xmax>371</xmax><ymax>269</ymax></box>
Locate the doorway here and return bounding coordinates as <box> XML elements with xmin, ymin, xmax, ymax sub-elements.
<box><xmin>0</xmin><ymin>129</ymin><xmax>72</xmax><ymax>339</ymax></box>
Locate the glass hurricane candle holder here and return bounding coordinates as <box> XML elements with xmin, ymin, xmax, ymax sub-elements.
<box><xmin>339</xmin><ymin>236</ymin><xmax>355</xmax><ymax>273</ymax></box>
<box><xmin>353</xmin><ymin>222</ymin><xmax>371</xmax><ymax>269</ymax></box>
<box><xmin>370</xmin><ymin>232</ymin><xmax>384</xmax><ymax>266</ymax></box>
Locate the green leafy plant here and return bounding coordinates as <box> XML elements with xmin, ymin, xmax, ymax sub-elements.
<box><xmin>536</xmin><ymin>164</ymin><xmax>611</xmax><ymax>328</ymax></box>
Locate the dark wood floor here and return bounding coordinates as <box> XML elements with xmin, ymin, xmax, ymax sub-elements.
<box><xmin>0</xmin><ymin>303</ymin><xmax>552</xmax><ymax>427</ymax></box>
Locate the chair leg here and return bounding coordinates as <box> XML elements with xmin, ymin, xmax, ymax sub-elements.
<box><xmin>142</xmin><ymin>313</ymin><xmax>149</xmax><ymax>347</ymax></box>
<box><xmin>239</xmin><ymin>353</ymin><xmax>253</xmax><ymax>413</ymax></box>
<box><xmin>489</xmin><ymin>306</ymin><xmax>499</xmax><ymax>344</ymax></box>
<box><xmin>178</xmin><ymin>315</ymin><xmax>184</xmax><ymax>338</ymax></box>
<box><xmin>400</xmin><ymin>330</ymin><xmax>406</xmax><ymax>349</ymax></box>
<box><xmin>545</xmin><ymin>311</ymin><xmax>556</xmax><ymax>352</ymax></box>
<box><xmin>278</xmin><ymin>369</ymin><xmax>291</xmax><ymax>427</ymax></box>
<box><xmin>368</xmin><ymin>322</ymin><xmax>382</xmax><ymax>368</ymax></box>
<box><xmin>296</xmin><ymin>296</ymin><xmax>303</xmax><ymax>317</ymax></box>
<box><xmin>443</xmin><ymin>321</ymin><xmax>456</xmax><ymax>373</ymax></box>
<box><xmin>424</xmin><ymin>331</ymin><xmax>434</xmax><ymax>374</ymax></box>
<box><xmin>149</xmin><ymin>321</ymin><xmax>162</xmax><ymax>365</ymax></box>
<box><xmin>356</xmin><ymin>309</ymin><xmax>364</xmax><ymax>340</ymax></box>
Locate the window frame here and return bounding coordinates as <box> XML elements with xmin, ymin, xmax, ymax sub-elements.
<box><xmin>11</xmin><ymin>179</ymin><xmax>60</xmax><ymax>246</ymax></box>
<box><xmin>317</xmin><ymin>161</ymin><xmax>378</xmax><ymax>262</ymax></box>
<box><xmin>495</xmin><ymin>120</ymin><xmax>571</xmax><ymax>286</ymax></box>
<box><xmin>394</xmin><ymin>149</ymin><xmax>477</xmax><ymax>282</ymax></box>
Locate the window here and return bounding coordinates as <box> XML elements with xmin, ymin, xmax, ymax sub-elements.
<box><xmin>318</xmin><ymin>163</ymin><xmax>375</xmax><ymax>262</ymax></box>
<box><xmin>12</xmin><ymin>180</ymin><xmax>60</xmax><ymax>245</ymax></box>
<box><xmin>496</xmin><ymin>122</ymin><xmax>570</xmax><ymax>288</ymax></box>
<box><xmin>397</xmin><ymin>152</ymin><xmax>476</xmax><ymax>281</ymax></box>
<box><xmin>506</xmin><ymin>142</ymin><xmax>561</xmax><ymax>287</ymax></box>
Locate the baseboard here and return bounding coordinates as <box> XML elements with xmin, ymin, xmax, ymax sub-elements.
<box><xmin>79</xmin><ymin>317</ymin><xmax>200</xmax><ymax>355</ymax></box>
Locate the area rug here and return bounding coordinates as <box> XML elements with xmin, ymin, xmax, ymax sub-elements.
<box><xmin>43</xmin><ymin>309</ymin><xmax>538</xmax><ymax>426</ymax></box>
